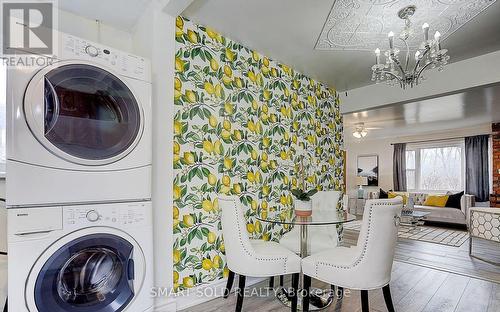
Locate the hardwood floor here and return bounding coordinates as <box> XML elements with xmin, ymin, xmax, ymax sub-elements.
<box><xmin>182</xmin><ymin>261</ymin><xmax>499</xmax><ymax>312</ymax></box>
<box><xmin>182</xmin><ymin>230</ymin><xmax>500</xmax><ymax>312</ymax></box>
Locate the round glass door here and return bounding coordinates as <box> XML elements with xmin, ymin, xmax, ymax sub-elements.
<box><xmin>34</xmin><ymin>234</ymin><xmax>135</xmax><ymax>312</ymax></box>
<box><xmin>25</xmin><ymin>63</ymin><xmax>143</xmax><ymax>165</ymax></box>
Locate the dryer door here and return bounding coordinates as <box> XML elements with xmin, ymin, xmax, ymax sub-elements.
<box><xmin>28</xmin><ymin>232</ymin><xmax>143</xmax><ymax>312</ymax></box>
<box><xmin>24</xmin><ymin>61</ymin><xmax>144</xmax><ymax>166</ymax></box>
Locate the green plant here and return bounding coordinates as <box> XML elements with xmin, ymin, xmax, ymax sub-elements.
<box><xmin>291</xmin><ymin>188</ymin><xmax>318</xmax><ymax>202</ymax></box>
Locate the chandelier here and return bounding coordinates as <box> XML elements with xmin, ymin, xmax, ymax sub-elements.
<box><xmin>352</xmin><ymin>124</ymin><xmax>368</xmax><ymax>139</ymax></box>
<box><xmin>371</xmin><ymin>5</ymin><xmax>450</xmax><ymax>89</ymax></box>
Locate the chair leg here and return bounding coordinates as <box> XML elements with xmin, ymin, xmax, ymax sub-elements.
<box><xmin>224</xmin><ymin>270</ymin><xmax>235</xmax><ymax>298</ymax></box>
<box><xmin>361</xmin><ymin>290</ymin><xmax>369</xmax><ymax>312</ymax></box>
<box><xmin>303</xmin><ymin>275</ymin><xmax>311</xmax><ymax>312</ymax></box>
<box><xmin>382</xmin><ymin>285</ymin><xmax>395</xmax><ymax>312</ymax></box>
<box><xmin>235</xmin><ymin>275</ymin><xmax>246</xmax><ymax>312</ymax></box>
<box><xmin>291</xmin><ymin>273</ymin><xmax>299</xmax><ymax>312</ymax></box>
<box><xmin>280</xmin><ymin>275</ymin><xmax>284</xmax><ymax>287</ymax></box>
<box><xmin>269</xmin><ymin>276</ymin><xmax>274</xmax><ymax>289</ymax></box>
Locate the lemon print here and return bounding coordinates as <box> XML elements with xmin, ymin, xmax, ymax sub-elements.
<box><xmin>225</xmin><ymin>48</ymin><xmax>235</xmax><ymax>61</ymax></box>
<box><xmin>261</xmin><ymin>210</ymin><xmax>268</xmax><ymax>219</ymax></box>
<box><xmin>176</xmin><ymin>16</ymin><xmax>184</xmax><ymax>28</ymax></box>
<box><xmin>263</xmin><ymin>233</ymin><xmax>270</xmax><ymax>241</ymax></box>
<box><xmin>223</xmin><ymin>119</ymin><xmax>231</xmax><ymax>131</ymax></box>
<box><xmin>174</xmin><ymin>77</ymin><xmax>182</xmax><ymax>91</ymax></box>
<box><xmin>215</xmin><ymin>84</ymin><xmax>223</xmax><ymax>98</ymax></box>
<box><xmin>261</xmin><ymin>65</ymin><xmax>270</xmax><ymax>75</ymax></box>
<box><xmin>220</xmin><ymin>185</ymin><xmax>231</xmax><ymax>194</ymax></box>
<box><xmin>173</xmin><ymin>271</ymin><xmax>179</xmax><ymax>283</ymax></box>
<box><xmin>183</xmin><ymin>152</ymin><xmax>195</xmax><ymax>165</ymax></box>
<box><xmin>175</xmin><ymin>57</ymin><xmax>185</xmax><ymax>72</ymax></box>
<box><xmin>187</xmin><ymin>29</ymin><xmax>198</xmax><ymax>43</ymax></box>
<box><xmin>222</xmin><ymin>76</ymin><xmax>232</xmax><ymax>85</ymax></box>
<box><xmin>202</xmin><ymin>199</ymin><xmax>213</xmax><ymax>212</ymax></box>
<box><xmin>280</xmin><ymin>151</ymin><xmax>288</xmax><ymax>160</ymax></box>
<box><xmin>220</xmin><ymin>243</ymin><xmax>225</xmax><ymax>253</ymax></box>
<box><xmin>280</xmin><ymin>195</ymin><xmax>287</xmax><ymax>205</ymax></box>
<box><xmin>207</xmin><ymin>232</ymin><xmax>216</xmax><ymax>244</ymax></box>
<box><xmin>263</xmin><ymin>90</ymin><xmax>271</xmax><ymax>101</ymax></box>
<box><xmin>262</xmin><ymin>201</ymin><xmax>268</xmax><ymax>210</ymax></box>
<box><xmin>207</xmin><ymin>173</ymin><xmax>217</xmax><ymax>186</ymax></box>
<box><xmin>262</xmin><ymin>104</ymin><xmax>269</xmax><ymax>113</ymax></box>
<box><xmin>221</xmin><ymin>130</ymin><xmax>231</xmax><ymax>141</ymax></box>
<box><xmin>252</xmin><ymin>51</ymin><xmax>260</xmax><ymax>61</ymax></box>
<box><xmin>261</xmin><ymin>152</ymin><xmax>268</xmax><ymax>161</ymax></box>
<box><xmin>260</xmin><ymin>160</ymin><xmax>268</xmax><ymax>170</ymax></box>
<box><xmin>223</xmin><ymin>267</ymin><xmax>230</xmax><ymax>278</ymax></box>
<box><xmin>263</xmin><ymin>57</ymin><xmax>270</xmax><ymax>67</ymax></box>
<box><xmin>262</xmin><ymin>185</ymin><xmax>270</xmax><ymax>196</ymax></box>
<box><xmin>271</xmin><ymin>68</ymin><xmax>277</xmax><ymax>77</ymax></box>
<box><xmin>214</xmin><ymin>140</ymin><xmax>223</xmax><ymax>154</ymax></box>
<box><xmin>173</xmin><ymin>249</ymin><xmax>181</xmax><ymax>264</ymax></box>
<box><xmin>251</xmin><ymin>200</ymin><xmax>258</xmax><ymax>210</ymax></box>
<box><xmin>224</xmin><ymin>102</ymin><xmax>234</xmax><ymax>115</ymax></box>
<box><xmin>223</xmin><ymin>65</ymin><xmax>232</xmax><ymax>77</ymax></box>
<box><xmin>222</xmin><ymin>175</ymin><xmax>231</xmax><ymax>186</ymax></box>
<box><xmin>247</xmin><ymin>171</ymin><xmax>255</xmax><ymax>182</ymax></box>
<box><xmin>213</xmin><ymin>255</ymin><xmax>222</xmax><ymax>269</ymax></box>
<box><xmin>255</xmin><ymin>220</ymin><xmax>262</xmax><ymax>233</ymax></box>
<box><xmin>223</xmin><ymin>158</ymin><xmax>233</xmax><ymax>170</ymax></box>
<box><xmin>283</xmin><ymin>175</ymin><xmax>289</xmax><ymax>185</ymax></box>
<box><xmin>185</xmin><ymin>90</ymin><xmax>196</xmax><ymax>103</ymax></box>
<box><xmin>262</xmin><ymin>137</ymin><xmax>270</xmax><ymax>147</ymax></box>
<box><xmin>183</xmin><ymin>277</ymin><xmax>194</xmax><ymax>288</ymax></box>
<box><xmin>204</xmin><ymin>82</ymin><xmax>215</xmax><ymax>95</ymax></box>
<box><xmin>251</xmin><ymin>100</ymin><xmax>259</xmax><ymax>110</ymax></box>
<box><xmin>251</xmin><ymin>149</ymin><xmax>258</xmax><ymax>160</ymax></box>
<box><xmin>247</xmin><ymin>120</ymin><xmax>256</xmax><ymax>132</ymax></box>
<box><xmin>183</xmin><ymin>214</ymin><xmax>194</xmax><ymax>227</ymax></box>
<box><xmin>173</xmin><ymin>185</ymin><xmax>181</xmax><ymax>200</ymax></box>
<box><xmin>174</xmin><ymin>121</ymin><xmax>182</xmax><ymax>134</ymax></box>
<box><xmin>212</xmin><ymin>198</ymin><xmax>219</xmax><ymax>211</ymax></box>
<box><xmin>206</xmin><ymin>27</ymin><xmax>218</xmax><ymax>39</ymax></box>
<box><xmin>173</xmin><ymin>141</ymin><xmax>180</xmax><ymax>154</ymax></box>
<box><xmin>173</xmin><ymin>206</ymin><xmax>179</xmax><ymax>219</ymax></box>
<box><xmin>233</xmin><ymin>130</ymin><xmax>242</xmax><ymax>141</ymax></box>
<box><xmin>232</xmin><ymin>183</ymin><xmax>242</xmax><ymax>194</ymax></box>
<box><xmin>208</xmin><ymin>115</ymin><xmax>218</xmax><ymax>128</ymax></box>
<box><xmin>234</xmin><ymin>77</ymin><xmax>243</xmax><ymax>89</ymax></box>
<box><xmin>255</xmin><ymin>171</ymin><xmax>262</xmax><ymax>183</ymax></box>
<box><xmin>174</xmin><ymin>89</ymin><xmax>182</xmax><ymax>100</ymax></box>
<box><xmin>248</xmin><ymin>71</ymin><xmax>256</xmax><ymax>82</ymax></box>
<box><xmin>202</xmin><ymin>140</ymin><xmax>213</xmax><ymax>153</ymax></box>
<box><xmin>246</xmin><ymin>223</ymin><xmax>255</xmax><ymax>233</ymax></box>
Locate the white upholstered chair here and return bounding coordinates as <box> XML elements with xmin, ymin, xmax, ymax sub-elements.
<box><xmin>219</xmin><ymin>196</ymin><xmax>302</xmax><ymax>312</ymax></box>
<box><xmin>301</xmin><ymin>198</ymin><xmax>403</xmax><ymax>312</ymax></box>
<box><xmin>280</xmin><ymin>191</ymin><xmax>342</xmax><ymax>255</ymax></box>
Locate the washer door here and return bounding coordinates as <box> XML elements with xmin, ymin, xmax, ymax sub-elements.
<box><xmin>24</xmin><ymin>61</ymin><xmax>144</xmax><ymax>166</ymax></box>
<box><xmin>26</xmin><ymin>230</ymin><xmax>145</xmax><ymax>312</ymax></box>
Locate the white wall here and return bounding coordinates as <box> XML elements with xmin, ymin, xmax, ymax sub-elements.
<box><xmin>345</xmin><ymin>124</ymin><xmax>492</xmax><ymax>197</ymax></box>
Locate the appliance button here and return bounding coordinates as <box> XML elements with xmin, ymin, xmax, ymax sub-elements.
<box><xmin>85</xmin><ymin>45</ymin><xmax>99</xmax><ymax>57</ymax></box>
<box><xmin>86</xmin><ymin>210</ymin><xmax>100</xmax><ymax>222</ymax></box>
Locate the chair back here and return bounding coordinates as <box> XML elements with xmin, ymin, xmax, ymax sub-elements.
<box><xmin>219</xmin><ymin>195</ymin><xmax>255</xmax><ymax>273</ymax></box>
<box><xmin>355</xmin><ymin>197</ymin><xmax>403</xmax><ymax>288</ymax></box>
<box><xmin>312</xmin><ymin>191</ymin><xmax>341</xmax><ymax>243</ymax></box>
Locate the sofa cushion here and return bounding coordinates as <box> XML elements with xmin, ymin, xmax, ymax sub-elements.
<box><xmin>445</xmin><ymin>191</ymin><xmax>464</xmax><ymax>209</ymax></box>
<box><xmin>424</xmin><ymin>195</ymin><xmax>450</xmax><ymax>207</ymax></box>
<box><xmin>414</xmin><ymin>205</ymin><xmax>466</xmax><ymax>224</ymax></box>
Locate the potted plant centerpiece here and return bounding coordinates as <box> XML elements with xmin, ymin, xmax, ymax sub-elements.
<box><xmin>291</xmin><ymin>153</ymin><xmax>317</xmax><ymax>216</ymax></box>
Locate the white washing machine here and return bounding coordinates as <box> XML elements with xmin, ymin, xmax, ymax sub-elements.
<box><xmin>6</xmin><ymin>32</ymin><xmax>152</xmax><ymax>207</ymax></box>
<box><xmin>8</xmin><ymin>201</ymin><xmax>154</xmax><ymax>312</ymax></box>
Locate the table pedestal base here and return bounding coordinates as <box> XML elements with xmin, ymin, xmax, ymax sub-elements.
<box><xmin>275</xmin><ymin>286</ymin><xmax>335</xmax><ymax>311</ymax></box>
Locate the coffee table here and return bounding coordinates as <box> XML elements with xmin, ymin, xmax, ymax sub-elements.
<box><xmin>400</xmin><ymin>211</ymin><xmax>430</xmax><ymax>232</ymax></box>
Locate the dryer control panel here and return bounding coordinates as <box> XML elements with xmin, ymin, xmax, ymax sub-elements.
<box><xmin>63</xmin><ymin>201</ymin><xmax>152</xmax><ymax>230</ymax></box>
<box><xmin>59</xmin><ymin>33</ymin><xmax>151</xmax><ymax>82</ymax></box>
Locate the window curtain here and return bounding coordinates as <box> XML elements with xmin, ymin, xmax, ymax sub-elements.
<box><xmin>465</xmin><ymin>135</ymin><xmax>490</xmax><ymax>202</ymax></box>
<box><xmin>393</xmin><ymin>143</ymin><xmax>407</xmax><ymax>191</ymax></box>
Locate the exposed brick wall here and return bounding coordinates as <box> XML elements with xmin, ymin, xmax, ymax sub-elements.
<box><xmin>492</xmin><ymin>123</ymin><xmax>500</xmax><ymax>207</ymax></box>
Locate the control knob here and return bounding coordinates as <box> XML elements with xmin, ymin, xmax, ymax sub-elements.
<box><xmin>86</xmin><ymin>210</ymin><xmax>100</xmax><ymax>222</ymax></box>
<box><xmin>85</xmin><ymin>45</ymin><xmax>99</xmax><ymax>57</ymax></box>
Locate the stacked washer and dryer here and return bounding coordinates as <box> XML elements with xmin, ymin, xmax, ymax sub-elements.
<box><xmin>6</xmin><ymin>33</ymin><xmax>154</xmax><ymax>312</ymax></box>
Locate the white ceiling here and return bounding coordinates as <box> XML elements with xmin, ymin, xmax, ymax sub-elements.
<box><xmin>58</xmin><ymin>0</ymin><xmax>151</xmax><ymax>32</ymax></box>
<box><xmin>183</xmin><ymin>0</ymin><xmax>500</xmax><ymax>90</ymax></box>
<box><xmin>343</xmin><ymin>84</ymin><xmax>500</xmax><ymax>141</ymax></box>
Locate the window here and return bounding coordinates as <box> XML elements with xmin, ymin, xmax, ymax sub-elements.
<box><xmin>0</xmin><ymin>62</ymin><xmax>5</xmax><ymax>176</ymax></box>
<box><xmin>405</xmin><ymin>140</ymin><xmax>464</xmax><ymax>192</ymax></box>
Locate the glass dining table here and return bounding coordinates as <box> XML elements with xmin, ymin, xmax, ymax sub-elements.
<box><xmin>256</xmin><ymin>209</ymin><xmax>356</xmax><ymax>310</ymax></box>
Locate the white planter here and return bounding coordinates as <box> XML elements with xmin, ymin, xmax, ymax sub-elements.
<box><xmin>295</xmin><ymin>200</ymin><xmax>312</xmax><ymax>216</ymax></box>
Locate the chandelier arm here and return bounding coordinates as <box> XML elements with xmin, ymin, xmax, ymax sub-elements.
<box><xmin>415</xmin><ymin>61</ymin><xmax>436</xmax><ymax>84</ymax></box>
<box><xmin>390</xmin><ymin>55</ymin><xmax>406</xmax><ymax>77</ymax></box>
<box><xmin>380</xmin><ymin>70</ymin><xmax>404</xmax><ymax>88</ymax></box>
<box><xmin>399</xmin><ymin>38</ymin><xmax>410</xmax><ymax>71</ymax></box>
<box><xmin>413</xmin><ymin>46</ymin><xmax>431</xmax><ymax>73</ymax></box>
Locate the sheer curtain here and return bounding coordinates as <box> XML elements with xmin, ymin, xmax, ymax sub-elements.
<box><xmin>465</xmin><ymin>135</ymin><xmax>490</xmax><ymax>202</ymax></box>
<box><xmin>393</xmin><ymin>143</ymin><xmax>407</xmax><ymax>191</ymax></box>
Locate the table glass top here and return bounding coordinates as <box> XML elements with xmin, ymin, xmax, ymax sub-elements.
<box><xmin>256</xmin><ymin>210</ymin><xmax>357</xmax><ymax>226</ymax></box>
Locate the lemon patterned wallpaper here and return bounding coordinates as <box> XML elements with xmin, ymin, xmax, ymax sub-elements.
<box><xmin>173</xmin><ymin>16</ymin><xmax>344</xmax><ymax>291</ymax></box>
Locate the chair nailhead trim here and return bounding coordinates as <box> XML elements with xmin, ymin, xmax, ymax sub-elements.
<box><xmin>314</xmin><ymin>202</ymin><xmax>399</xmax><ymax>277</ymax></box>
<box><xmin>226</xmin><ymin>199</ymin><xmax>289</xmax><ymax>274</ymax></box>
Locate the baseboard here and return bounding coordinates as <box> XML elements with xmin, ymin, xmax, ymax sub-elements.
<box><xmin>162</xmin><ymin>276</ymin><xmax>265</xmax><ymax>311</ymax></box>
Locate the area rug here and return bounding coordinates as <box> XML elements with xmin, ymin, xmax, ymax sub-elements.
<box><xmin>343</xmin><ymin>220</ymin><xmax>469</xmax><ymax>247</ymax></box>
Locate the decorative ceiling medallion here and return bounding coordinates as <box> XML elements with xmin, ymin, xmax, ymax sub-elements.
<box><xmin>315</xmin><ymin>0</ymin><xmax>497</xmax><ymax>51</ymax></box>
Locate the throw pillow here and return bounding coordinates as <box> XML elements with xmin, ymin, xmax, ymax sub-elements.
<box><xmin>445</xmin><ymin>191</ymin><xmax>464</xmax><ymax>209</ymax></box>
<box><xmin>424</xmin><ymin>195</ymin><xmax>450</xmax><ymax>207</ymax></box>
<box><xmin>388</xmin><ymin>191</ymin><xmax>408</xmax><ymax>204</ymax></box>
<box><xmin>379</xmin><ymin>188</ymin><xmax>389</xmax><ymax>199</ymax></box>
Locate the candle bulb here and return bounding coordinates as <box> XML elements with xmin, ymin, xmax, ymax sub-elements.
<box><xmin>422</xmin><ymin>23</ymin><xmax>429</xmax><ymax>41</ymax></box>
<box><xmin>434</xmin><ymin>31</ymin><xmax>441</xmax><ymax>50</ymax></box>
<box><xmin>388</xmin><ymin>31</ymin><xmax>394</xmax><ymax>49</ymax></box>
<box><xmin>375</xmin><ymin>48</ymin><xmax>380</xmax><ymax>64</ymax></box>
<box><xmin>415</xmin><ymin>50</ymin><xmax>421</xmax><ymax>61</ymax></box>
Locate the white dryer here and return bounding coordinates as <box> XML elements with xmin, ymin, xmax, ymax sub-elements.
<box><xmin>6</xmin><ymin>32</ymin><xmax>152</xmax><ymax>207</ymax></box>
<box><xmin>8</xmin><ymin>201</ymin><xmax>154</xmax><ymax>312</ymax></box>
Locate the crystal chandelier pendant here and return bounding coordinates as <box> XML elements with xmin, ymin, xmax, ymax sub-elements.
<box><xmin>371</xmin><ymin>5</ymin><xmax>450</xmax><ymax>89</ymax></box>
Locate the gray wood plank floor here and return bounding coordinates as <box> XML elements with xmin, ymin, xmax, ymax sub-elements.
<box><xmin>181</xmin><ymin>231</ymin><xmax>500</xmax><ymax>312</ymax></box>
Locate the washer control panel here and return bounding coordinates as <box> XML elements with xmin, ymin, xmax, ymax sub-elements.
<box><xmin>64</xmin><ymin>202</ymin><xmax>151</xmax><ymax>229</ymax></box>
<box><xmin>59</xmin><ymin>33</ymin><xmax>151</xmax><ymax>82</ymax></box>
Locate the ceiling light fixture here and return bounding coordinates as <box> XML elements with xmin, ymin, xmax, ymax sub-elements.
<box><xmin>352</xmin><ymin>125</ymin><xmax>368</xmax><ymax>139</ymax></box>
<box><xmin>371</xmin><ymin>5</ymin><xmax>450</xmax><ymax>89</ymax></box>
